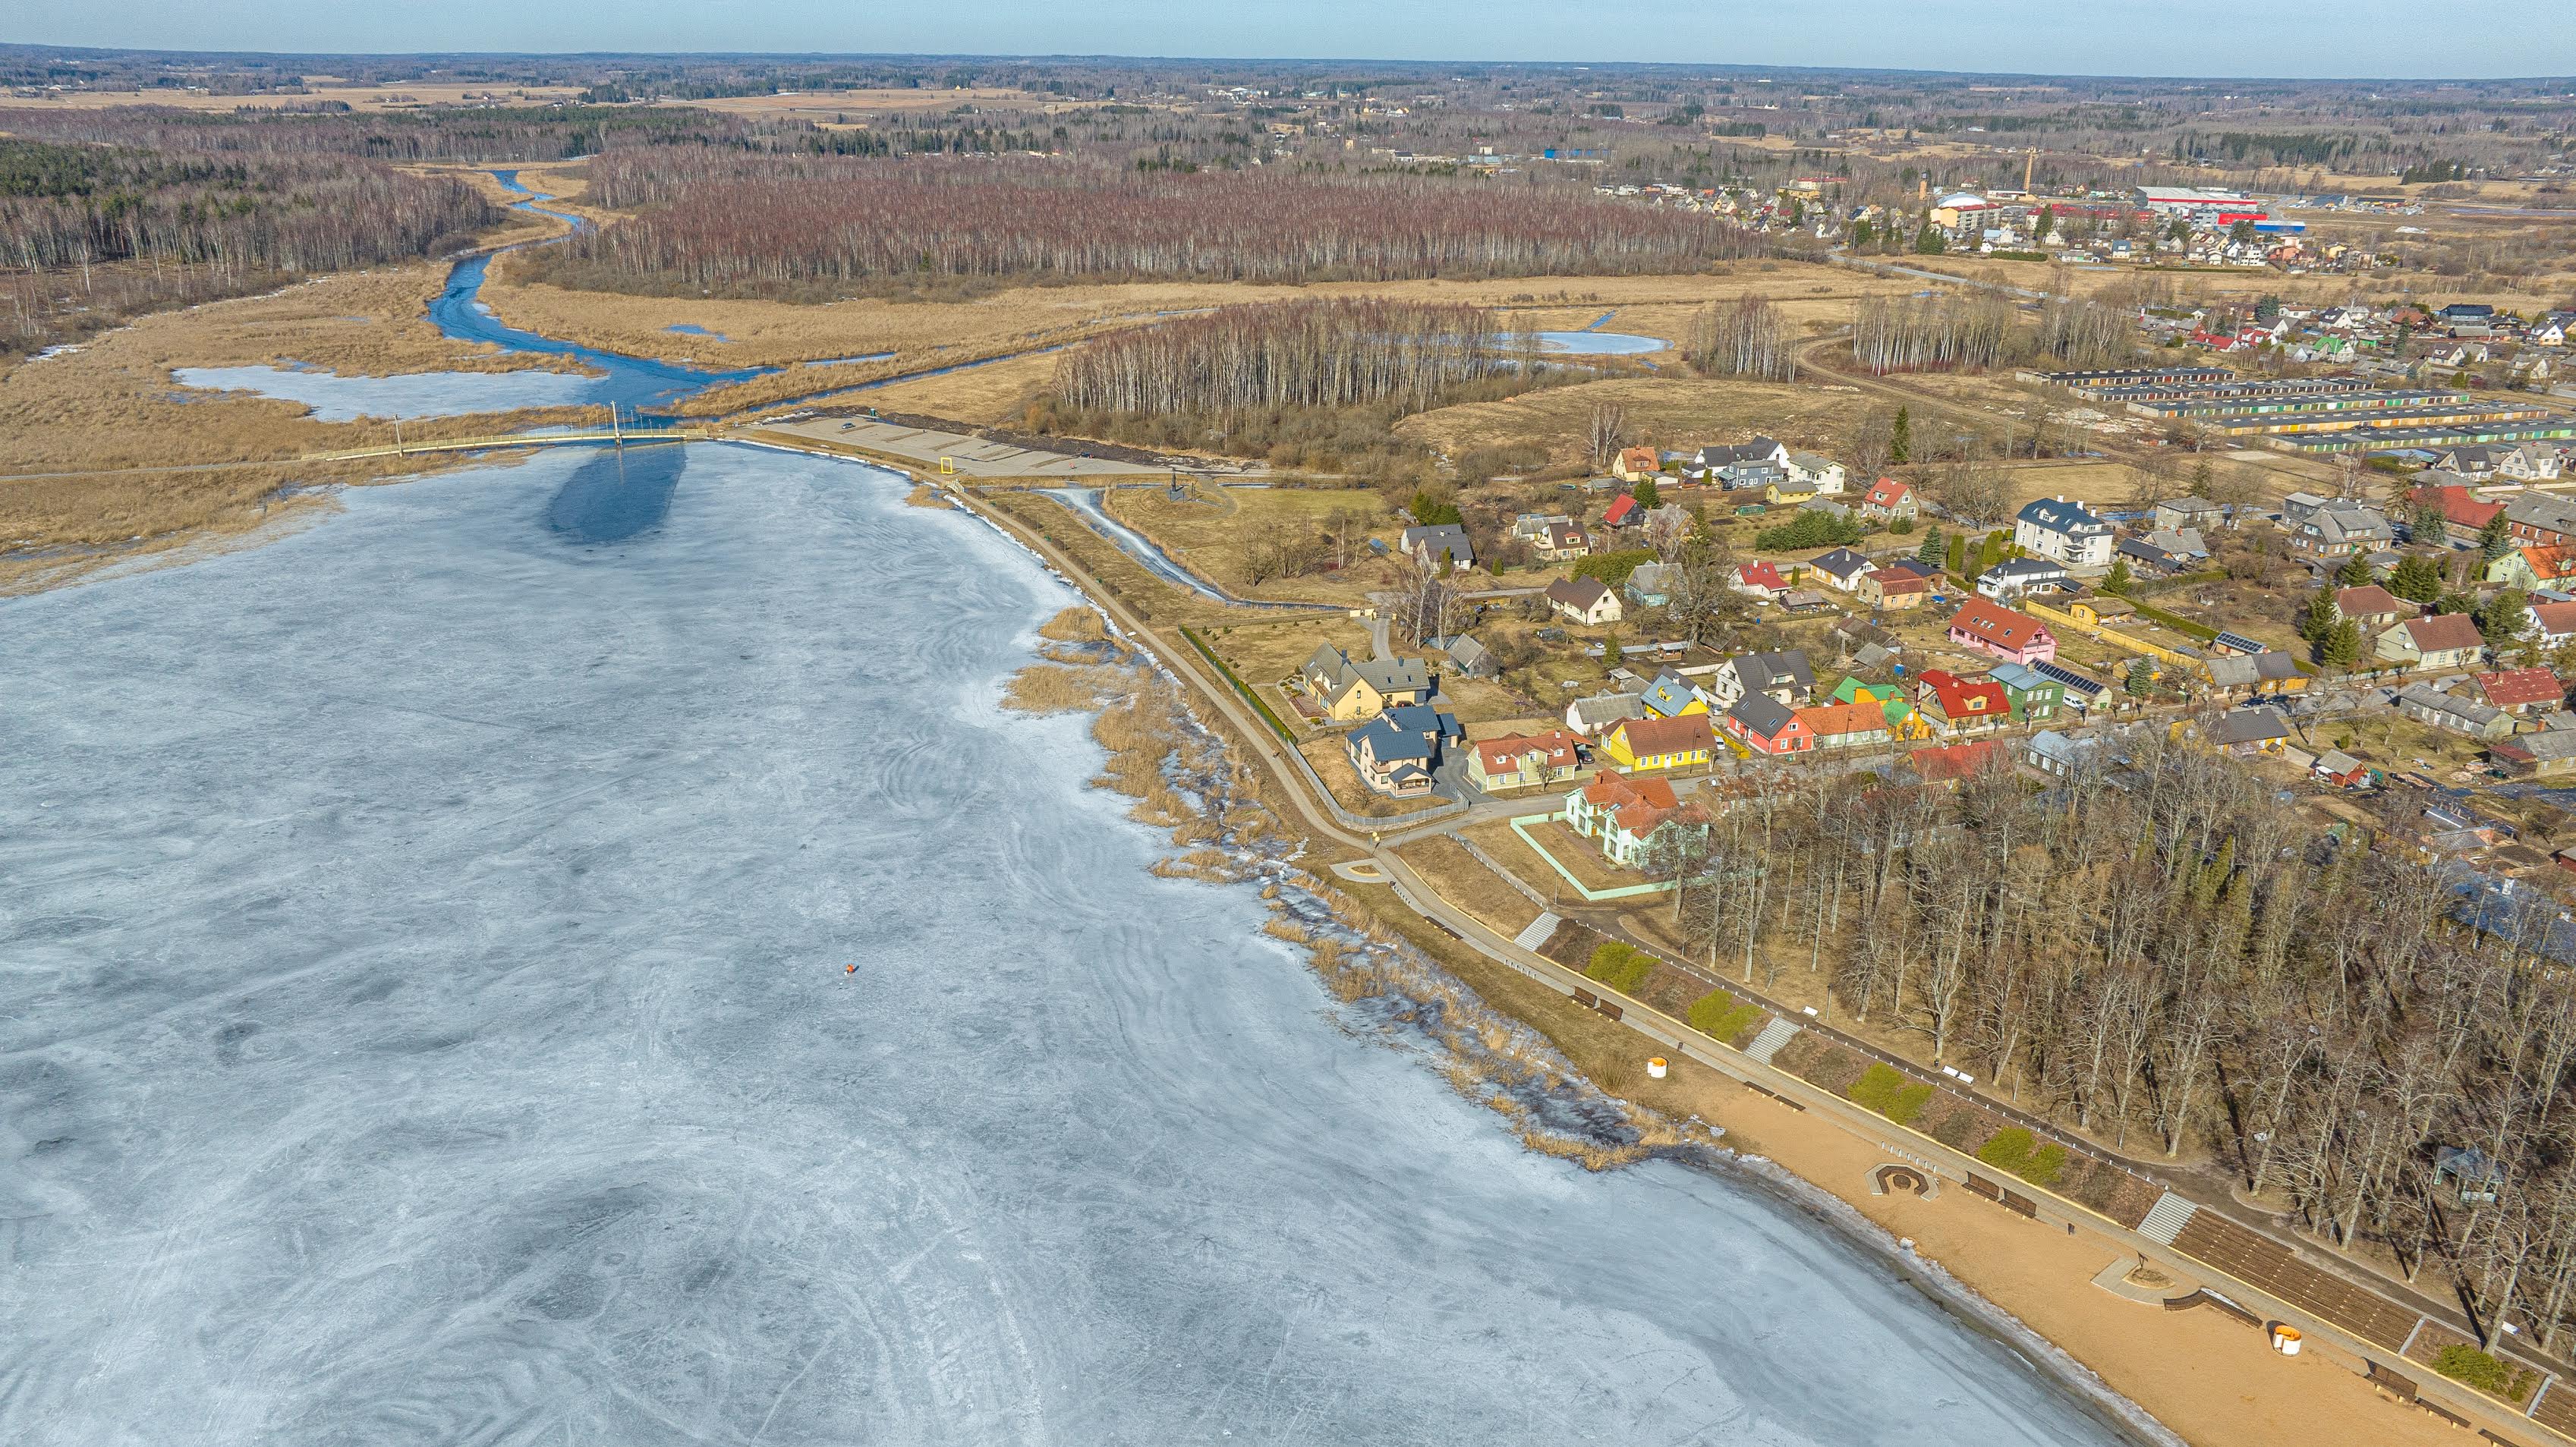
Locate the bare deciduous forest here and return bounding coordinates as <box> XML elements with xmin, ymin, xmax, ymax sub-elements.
<box><xmin>533</xmin><ymin>153</ymin><xmax>1772</xmax><ymax>297</ymax></box>
<box><xmin>1850</xmin><ymin>291</ymin><xmax>2136</xmax><ymax>376</ymax></box>
<box><xmin>1685</xmin><ymin>294</ymin><xmax>1798</xmax><ymax>382</ymax></box>
<box><xmin>1658</xmin><ymin>732</ymin><xmax>2576</xmax><ymax>1354</ymax></box>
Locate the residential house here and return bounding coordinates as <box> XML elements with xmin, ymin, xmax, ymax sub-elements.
<box><xmin>1565</xmin><ymin>775</ymin><xmax>1712</xmax><ymax>868</ymax></box>
<box><xmin>2058</xmin><ymin>596</ymin><xmax>2135</xmax><ymax>632</ymax></box>
<box><xmin>1564</xmin><ymin>691</ymin><xmax>1647</xmax><ymax>738</ymax></box>
<box><xmin>2203</xmin><ymin>705</ymin><xmax>2296</xmax><ymax>756</ymax></box>
<box><xmin>2493</xmin><ymin>730</ymin><xmax>2576</xmax><ymax>779</ymax></box>
<box><xmin>1444</xmin><ymin>634</ymin><xmax>1499</xmax><ymax>679</ymax></box>
<box><xmin>2505</xmin><ymin>492</ymin><xmax>2576</xmax><ymax>549</ymax></box>
<box><xmin>1544</xmin><ymin>575</ymin><xmax>1625</xmax><ymax>627</ymax></box>
<box><xmin>1908</xmin><ymin>738</ymin><xmax>2010</xmax><ymax>784</ymax></box>
<box><xmin>1808</xmin><ymin>547</ymin><xmax>1875</xmax><ymax>593</ymax></box>
<box><xmin>1986</xmin><ymin>661</ymin><xmax>2067</xmax><ymax>721</ymax></box>
<box><xmin>1601</xmin><ymin>493</ymin><xmax>1643</xmax><ymax>530</ymax></box>
<box><xmin>1976</xmin><ymin>556</ymin><xmax>2074</xmax><ymax>601</ymax></box>
<box><xmin>1731</xmin><ymin>561</ymin><xmax>1791</xmax><ymax>601</ymax></box>
<box><xmin>1623</xmin><ymin>561</ymin><xmax>1674</xmax><ymax>608</ymax></box>
<box><xmin>1912</xmin><ymin>669</ymin><xmax>2014</xmax><ymax>736</ymax></box>
<box><xmin>2206</xmin><ymin>651</ymin><xmax>2307</xmax><ymax>697</ymax></box>
<box><xmin>2154</xmin><ymin>495</ymin><xmax>2230</xmax><ymax>533</ymax></box>
<box><xmin>2534</xmin><ymin>600</ymin><xmax>2576</xmax><ymax>646</ymax></box>
<box><xmin>2020</xmin><ymin>730</ymin><xmax>2102</xmax><ymax>777</ymax></box>
<box><xmin>2429</xmin><ymin>443</ymin><xmax>2562</xmax><ymax>483</ymax></box>
<box><xmin>2394</xmin><ymin>683</ymin><xmax>2514</xmax><ymax>741</ymax></box>
<box><xmin>2412</xmin><ymin>483</ymin><xmax>2506</xmax><ymax>545</ymax></box>
<box><xmin>1530</xmin><ymin>521</ymin><xmax>1595</xmax><ymax>562</ymax></box>
<box><xmin>1783</xmin><ymin>451</ymin><xmax>1848</xmax><ymax>494</ymax></box>
<box><xmin>1947</xmin><ymin>598</ymin><xmax>2059</xmax><ymax>665</ymax></box>
<box><xmin>2032</xmin><ymin>659</ymin><xmax>2112</xmax><ymax>715</ymax></box>
<box><xmin>1857</xmin><ymin>568</ymin><xmax>1930</xmax><ymax>610</ymax></box>
<box><xmin>2119</xmin><ymin>528</ymin><xmax>2211</xmax><ymax>577</ymax></box>
<box><xmin>1788</xmin><ymin>698</ymin><xmax>1886</xmax><ymax>751</ymax></box>
<box><xmin>1600</xmin><ymin>712</ymin><xmax>1719</xmax><ymax>772</ymax></box>
<box><xmin>1707</xmin><ymin>650</ymin><xmax>1815</xmax><ymax>710</ymax></box>
<box><xmin>1512</xmin><ymin>512</ymin><xmax>1574</xmax><ymax>541</ymax></box>
<box><xmin>2312</xmin><ymin>750</ymin><xmax>2374</xmax><ymax>788</ymax></box>
<box><xmin>2334</xmin><ymin>584</ymin><xmax>2414</xmax><ymax>631</ymax></box>
<box><xmin>1611</xmin><ymin>445</ymin><xmax>1662</xmax><ymax>483</ymax></box>
<box><xmin>1638</xmin><ymin>672</ymin><xmax>1712</xmax><ymax>719</ymax></box>
<box><xmin>2477</xmin><ymin>668</ymin><xmax>2564</xmax><ymax>715</ymax></box>
<box><xmin>2489</xmin><ymin>546</ymin><xmax>2576</xmax><ymax>593</ymax></box>
<box><xmin>2014</xmin><ymin>496</ymin><xmax>2115</xmax><ymax>567</ymax></box>
<box><xmin>1833</xmin><ymin>676</ymin><xmax>1926</xmax><ymax>739</ymax></box>
<box><xmin>1346</xmin><ymin>703</ymin><xmax>1460</xmax><ymax>795</ymax></box>
<box><xmin>1688</xmin><ymin>437</ymin><xmax>1791</xmax><ymax>480</ymax></box>
<box><xmin>1466</xmin><ymin>730</ymin><xmax>1583</xmax><ymax>793</ymax></box>
<box><xmin>2376</xmin><ymin>612</ymin><xmax>2486</xmax><ymax>672</ymax></box>
<box><xmin>1722</xmin><ymin>692</ymin><xmax>1817</xmax><ymax>755</ymax></box>
<box><xmin>1301</xmin><ymin>644</ymin><xmax>1432</xmax><ymax>722</ymax></box>
<box><xmin>1856</xmin><ymin>477</ymin><xmax>1919</xmax><ymax>523</ymax></box>
<box><xmin>1400</xmin><ymin>524</ymin><xmax>1474</xmax><ymax>570</ymax></box>
<box><xmin>1764</xmin><ymin>477</ymin><xmax>1820</xmax><ymax>508</ymax></box>
<box><xmin>2533</xmin><ymin>311</ymin><xmax>2576</xmax><ymax>348</ymax></box>
<box><xmin>2288</xmin><ymin>501</ymin><xmax>2394</xmax><ymax>558</ymax></box>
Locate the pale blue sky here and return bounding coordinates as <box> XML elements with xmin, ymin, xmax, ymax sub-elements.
<box><xmin>11</xmin><ymin>1</ymin><xmax>2575</xmax><ymax>80</ymax></box>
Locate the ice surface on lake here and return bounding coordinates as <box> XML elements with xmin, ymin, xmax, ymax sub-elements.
<box><xmin>172</xmin><ymin>362</ymin><xmax>607</xmax><ymax>422</ymax></box>
<box><xmin>1527</xmin><ymin>329</ymin><xmax>1670</xmax><ymax>355</ymax></box>
<box><xmin>1</xmin><ymin>445</ymin><xmax>2137</xmax><ymax>1445</ymax></box>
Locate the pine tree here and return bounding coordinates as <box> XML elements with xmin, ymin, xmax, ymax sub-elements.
<box><xmin>1631</xmin><ymin>477</ymin><xmax>1661</xmax><ymax>510</ymax></box>
<box><xmin>1916</xmin><ymin>527</ymin><xmax>1945</xmax><ymax>567</ymax></box>
<box><xmin>1891</xmin><ymin>407</ymin><xmax>1912</xmax><ymax>464</ymax></box>
<box><xmin>2481</xmin><ymin>511</ymin><xmax>2515</xmax><ymax>564</ymax></box>
<box><xmin>2322</xmin><ymin>618</ymin><xmax>2364</xmax><ymax>668</ymax></box>
<box><xmin>2335</xmin><ymin>550</ymin><xmax>2373</xmax><ymax>587</ymax></box>
<box><xmin>2389</xmin><ymin>553</ymin><xmax>2444</xmax><ymax>603</ymax></box>
<box><xmin>2299</xmin><ymin>591</ymin><xmax>2340</xmax><ymax>646</ymax></box>
<box><xmin>2102</xmin><ymin>558</ymin><xmax>2134</xmax><ymax>596</ymax></box>
<box><xmin>2124</xmin><ymin>659</ymin><xmax>2154</xmax><ymax>697</ymax></box>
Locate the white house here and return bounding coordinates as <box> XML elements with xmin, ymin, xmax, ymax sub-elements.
<box><xmin>2013</xmin><ymin>496</ymin><xmax>2115</xmax><ymax>568</ymax></box>
<box><xmin>1784</xmin><ymin>451</ymin><xmax>1848</xmax><ymax>495</ymax></box>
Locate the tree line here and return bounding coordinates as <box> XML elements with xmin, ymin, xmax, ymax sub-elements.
<box><xmin>1052</xmin><ymin>299</ymin><xmax>1507</xmax><ymax>416</ymax></box>
<box><xmin>1685</xmin><ymin>294</ymin><xmax>1797</xmax><ymax>382</ymax></box>
<box><xmin>1850</xmin><ymin>291</ymin><xmax>2136</xmax><ymax>376</ymax></box>
<box><xmin>1649</xmin><ymin>728</ymin><xmax>2576</xmax><ymax>1355</ymax></box>
<box><xmin>539</xmin><ymin>151</ymin><xmax>1772</xmax><ymax>296</ymax></box>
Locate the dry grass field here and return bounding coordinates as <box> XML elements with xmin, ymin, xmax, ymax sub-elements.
<box><xmin>1102</xmin><ymin>484</ymin><xmax>1397</xmax><ymax>606</ymax></box>
<box><xmin>1400</xmin><ymin>373</ymin><xmax>1878</xmax><ymax>470</ymax></box>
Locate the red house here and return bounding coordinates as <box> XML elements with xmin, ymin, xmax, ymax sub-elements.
<box><xmin>1731</xmin><ymin>561</ymin><xmax>1790</xmax><ymax>600</ymax></box>
<box><xmin>1946</xmin><ymin>598</ymin><xmax>2058</xmax><ymax>665</ymax></box>
<box><xmin>1912</xmin><ymin>669</ymin><xmax>2014</xmax><ymax>736</ymax></box>
<box><xmin>1721</xmin><ymin>692</ymin><xmax>1815</xmax><ymax>755</ymax></box>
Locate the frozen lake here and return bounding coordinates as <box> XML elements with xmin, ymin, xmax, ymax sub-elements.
<box><xmin>2</xmin><ymin>445</ymin><xmax>2143</xmax><ymax>1445</ymax></box>
<box><xmin>173</xmin><ymin>362</ymin><xmax>611</xmax><ymax>423</ymax></box>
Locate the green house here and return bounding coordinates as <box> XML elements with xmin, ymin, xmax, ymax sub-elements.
<box><xmin>1987</xmin><ymin>662</ymin><xmax>2064</xmax><ymax>722</ymax></box>
<box><xmin>1833</xmin><ymin>675</ymin><xmax>1918</xmax><ymax>731</ymax></box>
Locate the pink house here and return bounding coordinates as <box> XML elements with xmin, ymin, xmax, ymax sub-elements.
<box><xmin>1945</xmin><ymin>598</ymin><xmax>2058</xmax><ymax>665</ymax></box>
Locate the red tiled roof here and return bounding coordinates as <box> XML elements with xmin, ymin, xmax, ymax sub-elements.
<box><xmin>1863</xmin><ymin>477</ymin><xmax>1910</xmax><ymax>507</ymax></box>
<box><xmin>1613</xmin><ymin>713</ymin><xmax>1718</xmax><ymax>758</ymax></box>
<box><xmin>1602</xmin><ymin>494</ymin><xmax>1640</xmax><ymax>525</ymax></box>
<box><xmin>2413</xmin><ymin>483</ymin><xmax>2504</xmax><ymax>530</ymax></box>
<box><xmin>2477</xmin><ymin>668</ymin><xmax>2562</xmax><ymax>708</ymax></box>
<box><xmin>1737</xmin><ymin>561</ymin><xmax>1788</xmax><ymax>591</ymax></box>
<box><xmin>1582</xmin><ymin>775</ymin><xmax>1680</xmax><ymax>811</ymax></box>
<box><xmin>1910</xmin><ymin>738</ymin><xmax>2009</xmax><ymax>782</ymax></box>
<box><xmin>1948</xmin><ymin>599</ymin><xmax>2052</xmax><ymax>651</ymax></box>
<box><xmin>1917</xmin><ymin>668</ymin><xmax>2009</xmax><ymax>719</ymax></box>
<box><xmin>2404</xmin><ymin>612</ymin><xmax>2484</xmax><ymax>654</ymax></box>
<box><xmin>2517</xmin><ymin>546</ymin><xmax>2576</xmax><ymax>583</ymax></box>
<box><xmin>1864</xmin><ymin>568</ymin><xmax>1929</xmax><ymax>594</ymax></box>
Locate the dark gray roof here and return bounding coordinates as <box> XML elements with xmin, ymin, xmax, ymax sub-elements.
<box><xmin>2207</xmin><ymin>706</ymin><xmax>2294</xmax><ymax>746</ymax></box>
<box><xmin>1811</xmin><ymin>546</ymin><xmax>1873</xmax><ymax>577</ymax></box>
<box><xmin>2017</xmin><ymin>496</ymin><xmax>2111</xmax><ymax>536</ymax></box>
<box><xmin>1350</xmin><ymin>715</ymin><xmax>1434</xmax><ymax>764</ymax></box>
<box><xmin>1727</xmin><ymin>690</ymin><xmax>1797</xmax><ymax>738</ymax></box>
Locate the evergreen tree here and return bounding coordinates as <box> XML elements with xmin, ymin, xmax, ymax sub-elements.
<box><xmin>2124</xmin><ymin>659</ymin><xmax>2154</xmax><ymax>697</ymax></box>
<box><xmin>2299</xmin><ymin>591</ymin><xmax>2341</xmax><ymax>646</ymax></box>
<box><xmin>1604</xmin><ymin>632</ymin><xmax>1622</xmax><ymax>666</ymax></box>
<box><xmin>1916</xmin><ymin>527</ymin><xmax>1945</xmax><ymax>566</ymax></box>
<box><xmin>1631</xmin><ymin>477</ymin><xmax>1661</xmax><ymax>510</ymax></box>
<box><xmin>2322</xmin><ymin>618</ymin><xmax>2364</xmax><ymax>668</ymax></box>
<box><xmin>1891</xmin><ymin>407</ymin><xmax>1912</xmax><ymax>464</ymax></box>
<box><xmin>2409</xmin><ymin>503</ymin><xmax>2452</xmax><ymax>549</ymax></box>
<box><xmin>2335</xmin><ymin>550</ymin><xmax>2373</xmax><ymax>587</ymax></box>
<box><xmin>2388</xmin><ymin>554</ymin><xmax>2444</xmax><ymax>604</ymax></box>
<box><xmin>2479</xmin><ymin>588</ymin><xmax>2533</xmax><ymax>646</ymax></box>
<box><xmin>2481</xmin><ymin>510</ymin><xmax>2515</xmax><ymax>563</ymax></box>
<box><xmin>2102</xmin><ymin>558</ymin><xmax>2134</xmax><ymax>596</ymax></box>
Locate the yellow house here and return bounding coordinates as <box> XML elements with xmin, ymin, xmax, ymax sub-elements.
<box><xmin>1638</xmin><ymin>675</ymin><xmax>1709</xmax><ymax>719</ymax></box>
<box><xmin>1601</xmin><ymin>714</ymin><xmax>1718</xmax><ymax>772</ymax></box>
<box><xmin>1300</xmin><ymin>644</ymin><xmax>1430</xmax><ymax>722</ymax></box>
<box><xmin>2061</xmin><ymin>596</ymin><xmax>2137</xmax><ymax>631</ymax></box>
<box><xmin>1765</xmin><ymin>479</ymin><xmax>1820</xmax><ymax>507</ymax></box>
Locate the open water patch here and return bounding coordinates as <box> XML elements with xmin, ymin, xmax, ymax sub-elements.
<box><xmin>1524</xmin><ymin>330</ymin><xmax>1669</xmax><ymax>356</ymax></box>
<box><xmin>544</xmin><ymin>443</ymin><xmax>688</xmax><ymax>544</ymax></box>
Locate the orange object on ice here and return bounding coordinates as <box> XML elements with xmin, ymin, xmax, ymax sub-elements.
<box><xmin>845</xmin><ymin>964</ymin><xmax>857</xmax><ymax>974</ymax></box>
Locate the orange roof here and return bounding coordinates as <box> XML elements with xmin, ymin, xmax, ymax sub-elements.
<box><xmin>1864</xmin><ymin>477</ymin><xmax>1910</xmax><ymax>507</ymax></box>
<box><xmin>1948</xmin><ymin>599</ymin><xmax>2051</xmax><ymax>651</ymax></box>
<box><xmin>1612</xmin><ymin>713</ymin><xmax>1718</xmax><ymax>758</ymax></box>
<box><xmin>1864</xmin><ymin>568</ymin><xmax>1929</xmax><ymax>595</ymax></box>
<box><xmin>1616</xmin><ymin>797</ymin><xmax>1711</xmax><ymax>838</ymax></box>
<box><xmin>1582</xmin><ymin>774</ymin><xmax>1680</xmax><ymax>811</ymax></box>
<box><xmin>2518</xmin><ymin>546</ymin><xmax>2576</xmax><ymax>582</ymax></box>
<box><xmin>1794</xmin><ymin>700</ymin><xmax>1888</xmax><ymax>738</ymax></box>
